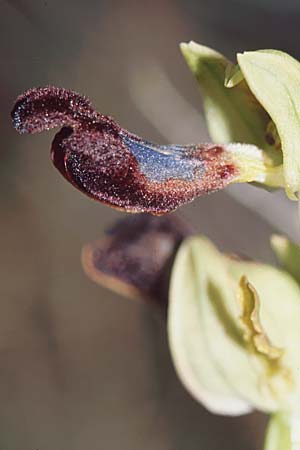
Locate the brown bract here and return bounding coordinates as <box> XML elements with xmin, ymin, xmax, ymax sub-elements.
<box><xmin>82</xmin><ymin>214</ymin><xmax>194</xmax><ymax>313</ymax></box>
<box><xmin>12</xmin><ymin>86</ymin><xmax>238</xmax><ymax>214</ymax></box>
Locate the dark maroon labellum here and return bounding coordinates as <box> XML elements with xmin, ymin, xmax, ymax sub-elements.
<box><xmin>11</xmin><ymin>86</ymin><xmax>238</xmax><ymax>214</ymax></box>
<box><xmin>82</xmin><ymin>213</ymin><xmax>194</xmax><ymax>312</ymax></box>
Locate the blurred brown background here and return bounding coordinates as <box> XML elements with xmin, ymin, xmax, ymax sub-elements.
<box><xmin>0</xmin><ymin>1</ymin><xmax>299</xmax><ymax>449</ymax></box>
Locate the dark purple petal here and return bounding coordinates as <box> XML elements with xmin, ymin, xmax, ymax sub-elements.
<box><xmin>12</xmin><ymin>86</ymin><xmax>238</xmax><ymax>214</ymax></box>
<box><xmin>82</xmin><ymin>214</ymin><xmax>194</xmax><ymax>312</ymax></box>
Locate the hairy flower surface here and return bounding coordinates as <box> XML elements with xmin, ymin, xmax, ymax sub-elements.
<box><xmin>11</xmin><ymin>86</ymin><xmax>279</xmax><ymax>214</ymax></box>
<box><xmin>12</xmin><ymin>43</ymin><xmax>300</xmax><ymax>450</ymax></box>
<box><xmin>82</xmin><ymin>213</ymin><xmax>193</xmax><ymax>310</ymax></box>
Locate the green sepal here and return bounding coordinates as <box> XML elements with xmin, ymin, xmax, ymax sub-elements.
<box><xmin>264</xmin><ymin>412</ymin><xmax>300</xmax><ymax>450</ymax></box>
<box><xmin>238</xmin><ymin>50</ymin><xmax>300</xmax><ymax>198</ymax></box>
<box><xmin>180</xmin><ymin>41</ymin><xmax>283</xmax><ymax>188</ymax></box>
<box><xmin>271</xmin><ymin>235</ymin><xmax>300</xmax><ymax>284</ymax></box>
<box><xmin>168</xmin><ymin>236</ymin><xmax>300</xmax><ymax>416</ymax></box>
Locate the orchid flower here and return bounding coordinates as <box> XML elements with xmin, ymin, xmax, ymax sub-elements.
<box><xmin>11</xmin><ymin>83</ymin><xmax>281</xmax><ymax>214</ymax></box>
<box><xmin>12</xmin><ymin>42</ymin><xmax>300</xmax><ymax>450</ymax></box>
<box><xmin>84</xmin><ymin>213</ymin><xmax>300</xmax><ymax>450</ymax></box>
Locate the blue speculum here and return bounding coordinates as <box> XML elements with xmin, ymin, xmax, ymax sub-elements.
<box><xmin>11</xmin><ymin>86</ymin><xmax>238</xmax><ymax>214</ymax></box>
<box><xmin>121</xmin><ymin>134</ymin><xmax>205</xmax><ymax>183</ymax></box>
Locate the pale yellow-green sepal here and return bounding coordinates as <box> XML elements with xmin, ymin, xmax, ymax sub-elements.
<box><xmin>180</xmin><ymin>41</ymin><xmax>270</xmax><ymax>147</ymax></box>
<box><xmin>238</xmin><ymin>50</ymin><xmax>300</xmax><ymax>198</ymax></box>
<box><xmin>180</xmin><ymin>41</ymin><xmax>283</xmax><ymax>188</ymax></box>
<box><xmin>168</xmin><ymin>236</ymin><xmax>252</xmax><ymax>415</ymax></box>
<box><xmin>168</xmin><ymin>236</ymin><xmax>300</xmax><ymax>416</ymax></box>
<box><xmin>271</xmin><ymin>235</ymin><xmax>300</xmax><ymax>284</ymax></box>
<box><xmin>264</xmin><ymin>412</ymin><xmax>300</xmax><ymax>450</ymax></box>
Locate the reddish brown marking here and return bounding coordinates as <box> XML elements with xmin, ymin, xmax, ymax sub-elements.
<box><xmin>217</xmin><ymin>164</ymin><xmax>237</xmax><ymax>180</ymax></box>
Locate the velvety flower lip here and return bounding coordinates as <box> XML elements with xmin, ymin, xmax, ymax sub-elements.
<box><xmin>82</xmin><ymin>213</ymin><xmax>194</xmax><ymax>312</ymax></box>
<box><xmin>11</xmin><ymin>86</ymin><xmax>241</xmax><ymax>215</ymax></box>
